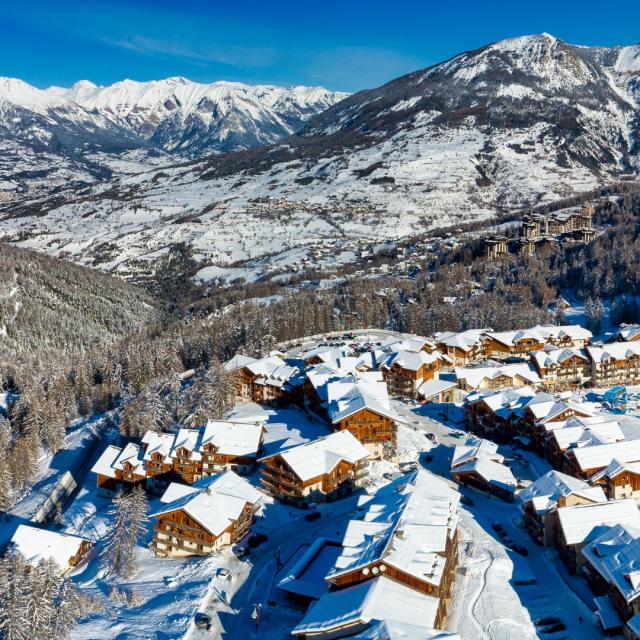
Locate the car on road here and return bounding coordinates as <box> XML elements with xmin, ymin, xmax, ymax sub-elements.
<box><xmin>248</xmin><ymin>533</ymin><xmax>268</xmax><ymax>548</ymax></box>
<box><xmin>424</xmin><ymin>432</ymin><xmax>437</xmax><ymax>441</ymax></box>
<box><xmin>194</xmin><ymin>613</ymin><xmax>211</xmax><ymax>630</ymax></box>
<box><xmin>450</xmin><ymin>432</ymin><xmax>466</xmax><ymax>439</ymax></box>
<box><xmin>305</xmin><ymin>511</ymin><xmax>321</xmax><ymax>522</ymax></box>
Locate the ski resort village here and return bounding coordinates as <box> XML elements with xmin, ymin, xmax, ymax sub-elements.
<box><xmin>10</xmin><ymin>319</ymin><xmax>640</xmax><ymax>639</ymax></box>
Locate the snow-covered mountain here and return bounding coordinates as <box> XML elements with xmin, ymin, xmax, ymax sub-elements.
<box><xmin>0</xmin><ymin>76</ymin><xmax>346</xmax><ymax>195</ymax></box>
<box><xmin>2</xmin><ymin>34</ymin><xmax>640</xmax><ymax>280</ymax></box>
<box><xmin>47</xmin><ymin>77</ymin><xmax>348</xmax><ymax>155</ymax></box>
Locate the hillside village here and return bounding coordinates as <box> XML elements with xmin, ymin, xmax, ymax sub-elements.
<box><xmin>9</xmin><ymin>316</ymin><xmax>640</xmax><ymax>638</ymax></box>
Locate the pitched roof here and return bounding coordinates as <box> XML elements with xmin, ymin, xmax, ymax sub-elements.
<box><xmin>455</xmin><ymin>363</ymin><xmax>541</xmax><ymax>389</ymax></box>
<box><xmin>327</xmin><ymin>380</ymin><xmax>396</xmax><ymax>423</ymax></box>
<box><xmin>352</xmin><ymin>620</ymin><xmax>461</xmax><ymax>640</ymax></box>
<box><xmin>557</xmin><ymin>499</ymin><xmax>640</xmax><ymax>546</ymax></box>
<box><xmin>264</xmin><ymin>431</ymin><xmax>370</xmax><ymax>482</ymax></box>
<box><xmin>587</xmin><ymin>341</ymin><xmax>640</xmax><ymax>363</ymax></box>
<box><xmin>200</xmin><ymin>420</ymin><xmax>263</xmax><ymax>457</ymax></box>
<box><xmin>153</xmin><ymin>470</ymin><xmax>263</xmax><ymax>537</ymax></box>
<box><xmin>533</xmin><ymin>347</ymin><xmax>589</xmax><ymax>369</ymax></box>
<box><xmin>582</xmin><ymin>523</ymin><xmax>640</xmax><ymax>605</ymax></box>
<box><xmin>551</xmin><ymin>421</ymin><xmax>624</xmax><ymax>451</ymax></box>
<box><xmin>326</xmin><ymin>470</ymin><xmax>459</xmax><ymax>585</ymax></box>
<box><xmin>486</xmin><ymin>325</ymin><xmax>592</xmax><ymax>347</ymax></box>
<box><xmin>11</xmin><ymin>525</ymin><xmax>89</xmax><ymax>570</ymax></box>
<box><xmin>292</xmin><ymin>576</ymin><xmax>440</xmax><ymax>636</ymax></box>
<box><xmin>571</xmin><ymin>440</ymin><xmax>640</xmax><ymax>473</ymax></box>
<box><xmin>435</xmin><ymin>329</ymin><xmax>488</xmax><ymax>352</ymax></box>
<box><xmin>518</xmin><ymin>470</ymin><xmax>606</xmax><ymax>514</ymax></box>
<box><xmin>591</xmin><ymin>458</ymin><xmax>640</xmax><ymax>483</ymax></box>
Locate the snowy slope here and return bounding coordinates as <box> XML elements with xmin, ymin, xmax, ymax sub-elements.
<box><xmin>2</xmin><ymin>34</ymin><xmax>640</xmax><ymax>278</ymax></box>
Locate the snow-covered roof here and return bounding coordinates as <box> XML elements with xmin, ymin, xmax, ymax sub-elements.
<box><xmin>327</xmin><ymin>380</ymin><xmax>397</xmax><ymax>423</ymax></box>
<box><xmin>264</xmin><ymin>431</ymin><xmax>370</xmax><ymax>482</ymax></box>
<box><xmin>451</xmin><ymin>438</ymin><xmax>501</xmax><ymax>468</ymax></box>
<box><xmin>591</xmin><ymin>458</ymin><xmax>640</xmax><ymax>483</ymax></box>
<box><xmin>224</xmin><ymin>354</ymin><xmax>257</xmax><ymax>372</ymax></box>
<box><xmin>386</xmin><ymin>336</ymin><xmax>436</xmax><ymax>354</ymax></box>
<box><xmin>153</xmin><ymin>470</ymin><xmax>263</xmax><ymax>536</ymax></box>
<box><xmin>418</xmin><ymin>378</ymin><xmax>458</xmax><ymax>399</ymax></box>
<box><xmin>594</xmin><ymin>595</ymin><xmax>623</xmax><ymax>631</ymax></box>
<box><xmin>141</xmin><ymin>431</ymin><xmax>175</xmax><ymax>461</ymax></box>
<box><xmin>292</xmin><ymin>576</ymin><xmax>440</xmax><ymax>636</ymax></box>
<box><xmin>551</xmin><ymin>421</ymin><xmax>624</xmax><ymax>451</ymax></box>
<box><xmin>572</xmin><ymin>440</ymin><xmax>640</xmax><ymax>473</ymax></box>
<box><xmin>557</xmin><ymin>499</ymin><xmax>640</xmax><ymax>546</ymax></box>
<box><xmin>518</xmin><ymin>470</ymin><xmax>606</xmax><ymax>514</ymax></box>
<box><xmin>582</xmin><ymin>524</ymin><xmax>640</xmax><ymax>606</ymax></box>
<box><xmin>452</xmin><ymin>456</ymin><xmax>518</xmax><ymax>494</ymax></box>
<box><xmin>434</xmin><ymin>329</ymin><xmax>489</xmax><ymax>352</ymax></box>
<box><xmin>587</xmin><ymin>341</ymin><xmax>640</xmax><ymax>363</ymax></box>
<box><xmin>533</xmin><ymin>347</ymin><xmax>589</xmax><ymax>369</ymax></box>
<box><xmin>381</xmin><ymin>349</ymin><xmax>442</xmax><ymax>373</ymax></box>
<box><xmin>200</xmin><ymin>419</ymin><xmax>263</xmax><ymax>457</ymax></box>
<box><xmin>465</xmin><ymin>386</ymin><xmax>536</xmax><ymax>419</ymax></box>
<box><xmin>627</xmin><ymin>612</ymin><xmax>640</xmax><ymax>636</ymax></box>
<box><xmin>352</xmin><ymin>620</ymin><xmax>461</xmax><ymax>640</ymax></box>
<box><xmin>11</xmin><ymin>525</ymin><xmax>89</xmax><ymax>570</ymax></box>
<box><xmin>486</xmin><ymin>324</ymin><xmax>591</xmax><ymax>347</ymax></box>
<box><xmin>91</xmin><ymin>444</ymin><xmax>123</xmax><ymax>479</ymax></box>
<box><xmin>455</xmin><ymin>362</ymin><xmax>541</xmax><ymax>389</ymax></box>
<box><xmin>525</xmin><ymin>392</ymin><xmax>594</xmax><ymax>425</ymax></box>
<box><xmin>618</xmin><ymin>324</ymin><xmax>640</xmax><ymax>342</ymax></box>
<box><xmin>326</xmin><ymin>470</ymin><xmax>459</xmax><ymax>586</ymax></box>
<box><xmin>170</xmin><ymin>428</ymin><xmax>203</xmax><ymax>461</ymax></box>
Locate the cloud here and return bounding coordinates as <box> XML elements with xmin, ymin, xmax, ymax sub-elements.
<box><xmin>104</xmin><ymin>34</ymin><xmax>278</xmax><ymax>69</ymax></box>
<box><xmin>303</xmin><ymin>47</ymin><xmax>429</xmax><ymax>91</ymax></box>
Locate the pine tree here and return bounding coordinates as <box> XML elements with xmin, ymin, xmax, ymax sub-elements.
<box><xmin>0</xmin><ymin>552</ymin><xmax>30</xmax><ymax>640</ymax></box>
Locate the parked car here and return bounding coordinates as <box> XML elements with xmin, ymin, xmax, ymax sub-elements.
<box><xmin>492</xmin><ymin>522</ymin><xmax>507</xmax><ymax>538</ymax></box>
<box><xmin>233</xmin><ymin>546</ymin><xmax>250</xmax><ymax>558</ymax></box>
<box><xmin>305</xmin><ymin>511</ymin><xmax>322</xmax><ymax>522</ymax></box>
<box><xmin>216</xmin><ymin>567</ymin><xmax>231</xmax><ymax>579</ymax></box>
<box><xmin>541</xmin><ymin>622</ymin><xmax>566</xmax><ymax>634</ymax></box>
<box><xmin>195</xmin><ymin>613</ymin><xmax>211</xmax><ymax>630</ymax></box>
<box><xmin>534</xmin><ymin>617</ymin><xmax>562</xmax><ymax>627</ymax></box>
<box><xmin>248</xmin><ymin>533</ymin><xmax>268</xmax><ymax>548</ymax></box>
<box><xmin>460</xmin><ymin>495</ymin><xmax>474</xmax><ymax>507</ymax></box>
<box><xmin>422</xmin><ymin>454</ymin><xmax>433</xmax><ymax>463</ymax></box>
<box><xmin>450</xmin><ymin>432</ymin><xmax>465</xmax><ymax>439</ymax></box>
<box><xmin>424</xmin><ymin>432</ymin><xmax>436</xmax><ymax>441</ymax></box>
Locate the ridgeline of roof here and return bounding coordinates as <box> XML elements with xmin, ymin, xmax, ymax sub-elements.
<box><xmin>11</xmin><ymin>525</ymin><xmax>89</xmax><ymax>570</ymax></box>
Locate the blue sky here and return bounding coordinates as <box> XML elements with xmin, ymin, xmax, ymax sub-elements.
<box><xmin>4</xmin><ymin>0</ymin><xmax>640</xmax><ymax>92</ymax></box>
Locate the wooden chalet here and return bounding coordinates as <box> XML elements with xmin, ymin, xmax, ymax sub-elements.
<box><xmin>323</xmin><ymin>470</ymin><xmax>460</xmax><ymax>630</ymax></box>
<box><xmin>435</xmin><ymin>329</ymin><xmax>488</xmax><ymax>366</ymax></box>
<box><xmin>590</xmin><ymin>459</ymin><xmax>640</xmax><ymax>501</ymax></box>
<box><xmin>326</xmin><ymin>379</ymin><xmax>397</xmax><ymax>459</ymax></box>
<box><xmin>260</xmin><ymin>431</ymin><xmax>370</xmax><ymax>506</ymax></box>
<box><xmin>91</xmin><ymin>443</ymin><xmax>147</xmax><ymax>497</ymax></box>
<box><xmin>565</xmin><ymin>440</ymin><xmax>640</xmax><ymax>480</ymax></box>
<box><xmin>455</xmin><ymin>363</ymin><xmax>541</xmax><ymax>393</ymax></box>
<box><xmin>380</xmin><ymin>349</ymin><xmax>446</xmax><ymax>399</ymax></box>
<box><xmin>532</xmin><ymin>347</ymin><xmax>591</xmax><ymax>390</ymax></box>
<box><xmin>152</xmin><ymin>471</ymin><xmax>263</xmax><ymax>558</ymax></box>
<box><xmin>556</xmin><ymin>499</ymin><xmax>640</xmax><ymax>573</ymax></box>
<box><xmin>518</xmin><ymin>470</ymin><xmax>606</xmax><ymax>547</ymax></box>
<box><xmin>11</xmin><ymin>525</ymin><xmax>93</xmax><ymax>574</ymax></box>
<box><xmin>587</xmin><ymin>342</ymin><xmax>640</xmax><ymax>388</ymax></box>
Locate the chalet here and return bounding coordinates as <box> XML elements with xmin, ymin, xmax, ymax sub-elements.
<box><xmin>141</xmin><ymin>431</ymin><xmax>175</xmax><ymax>493</ymax></box>
<box><xmin>169</xmin><ymin>428</ymin><xmax>204</xmax><ymax>484</ymax></box>
<box><xmin>518</xmin><ymin>470</ymin><xmax>606</xmax><ymax>547</ymax></box>
<box><xmin>10</xmin><ymin>525</ymin><xmax>93</xmax><ymax>574</ymax></box>
<box><xmin>616</xmin><ymin>324</ymin><xmax>640</xmax><ymax>343</ymax></box>
<box><xmin>590</xmin><ymin>459</ymin><xmax>640</xmax><ymax>501</ymax></box>
<box><xmin>587</xmin><ymin>342</ymin><xmax>640</xmax><ymax>387</ymax></box>
<box><xmin>418</xmin><ymin>378</ymin><xmax>460</xmax><ymax>404</ymax></box>
<box><xmin>532</xmin><ymin>347</ymin><xmax>591</xmax><ymax>389</ymax></box>
<box><xmin>198</xmin><ymin>419</ymin><xmax>265</xmax><ymax>475</ymax></box>
<box><xmin>483</xmin><ymin>325</ymin><xmax>592</xmax><ymax>361</ymax></box>
<box><xmin>91</xmin><ymin>443</ymin><xmax>146</xmax><ymax>496</ymax></box>
<box><xmin>152</xmin><ymin>470</ymin><xmax>263</xmax><ymax>558</ymax></box>
<box><xmin>454</xmin><ymin>362</ymin><xmax>541</xmax><ymax>392</ymax></box>
<box><xmin>566</xmin><ymin>440</ymin><xmax>640</xmax><ymax>480</ymax></box>
<box><xmin>380</xmin><ymin>349</ymin><xmax>448</xmax><ymax>398</ymax></box>
<box><xmin>260</xmin><ymin>431</ymin><xmax>370</xmax><ymax>505</ymax></box>
<box><xmin>463</xmin><ymin>386</ymin><xmax>535</xmax><ymax>442</ymax></box>
<box><xmin>582</xmin><ymin>524</ymin><xmax>640</xmax><ymax>625</ymax></box>
<box><xmin>300</xmin><ymin>345</ymin><xmax>351</xmax><ymax>368</ymax></box>
<box><xmin>326</xmin><ymin>380</ymin><xmax>398</xmax><ymax>459</ymax></box>
<box><xmin>224</xmin><ymin>354</ymin><xmax>300</xmax><ymax>404</ymax></box>
<box><xmin>434</xmin><ymin>329</ymin><xmax>488</xmax><ymax>366</ymax></box>
<box><xmin>450</xmin><ymin>438</ymin><xmax>517</xmax><ymax>501</ymax></box>
<box><xmin>521</xmin><ymin>392</ymin><xmax>595</xmax><ymax>452</ymax></box>
<box><xmin>384</xmin><ymin>336</ymin><xmax>438</xmax><ymax>354</ymax></box>
<box><xmin>545</xmin><ymin>417</ymin><xmax>624</xmax><ymax>471</ymax></box>
<box><xmin>556</xmin><ymin>499</ymin><xmax>640</xmax><ymax>572</ymax></box>
<box><xmin>292</xmin><ymin>576</ymin><xmax>443</xmax><ymax>640</ymax></box>
<box><xmin>324</xmin><ymin>470</ymin><xmax>460</xmax><ymax>629</ymax></box>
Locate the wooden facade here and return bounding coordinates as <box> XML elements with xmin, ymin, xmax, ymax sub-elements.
<box><xmin>484</xmin><ymin>335</ymin><xmax>545</xmax><ymax>360</ymax></box>
<box><xmin>593</xmin><ymin>468</ymin><xmax>640</xmax><ymax>501</ymax></box>
<box><xmin>333</xmin><ymin>408</ymin><xmax>397</xmax><ymax>459</ymax></box>
<box><xmin>534</xmin><ymin>353</ymin><xmax>590</xmax><ymax>390</ymax></box>
<box><xmin>326</xmin><ymin>531</ymin><xmax>458</xmax><ymax>629</ymax></box>
<box><xmin>381</xmin><ymin>360</ymin><xmax>440</xmax><ymax>399</ymax></box>
<box><xmin>153</xmin><ymin>502</ymin><xmax>254</xmax><ymax>557</ymax></box>
<box><xmin>261</xmin><ymin>456</ymin><xmax>368</xmax><ymax>505</ymax></box>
